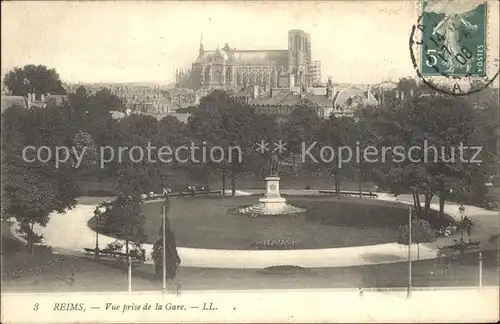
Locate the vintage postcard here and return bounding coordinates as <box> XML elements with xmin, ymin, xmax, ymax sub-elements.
<box><xmin>1</xmin><ymin>1</ymin><xmax>499</xmax><ymax>323</ymax></box>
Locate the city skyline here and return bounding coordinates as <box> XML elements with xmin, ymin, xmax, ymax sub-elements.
<box><xmin>2</xmin><ymin>1</ymin><xmax>499</xmax><ymax>86</ymax></box>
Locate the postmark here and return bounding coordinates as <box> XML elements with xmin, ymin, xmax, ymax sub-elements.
<box><xmin>409</xmin><ymin>0</ymin><xmax>499</xmax><ymax>95</ymax></box>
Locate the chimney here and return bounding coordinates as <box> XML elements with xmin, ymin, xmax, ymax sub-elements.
<box><xmin>253</xmin><ymin>85</ymin><xmax>260</xmax><ymax>99</ymax></box>
<box><xmin>289</xmin><ymin>74</ymin><xmax>295</xmax><ymax>89</ymax></box>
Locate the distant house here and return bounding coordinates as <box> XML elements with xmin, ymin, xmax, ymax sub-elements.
<box><xmin>43</xmin><ymin>94</ymin><xmax>68</xmax><ymax>107</ymax></box>
<box><xmin>229</xmin><ymin>91</ymin><xmax>252</xmax><ymax>105</ymax></box>
<box><xmin>332</xmin><ymin>86</ymin><xmax>379</xmax><ymax>114</ymax></box>
<box><xmin>23</xmin><ymin>92</ymin><xmax>69</xmax><ymax>109</ymax></box>
<box><xmin>1</xmin><ymin>96</ymin><xmax>28</xmax><ymax>113</ymax></box>
<box><xmin>164</xmin><ymin>112</ymin><xmax>191</xmax><ymax>123</ymax></box>
<box><xmin>245</xmin><ymin>78</ymin><xmax>379</xmax><ymax>120</ymax></box>
<box><xmin>110</xmin><ymin>110</ymin><xmax>127</xmax><ymax>120</ymax></box>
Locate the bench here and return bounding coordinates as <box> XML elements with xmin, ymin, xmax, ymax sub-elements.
<box><xmin>84</xmin><ymin>248</ymin><xmax>96</xmax><ymax>255</ymax></box>
<box><xmin>83</xmin><ymin>249</ymin><xmax>140</xmax><ymax>262</ymax></box>
<box><xmin>441</xmin><ymin>240</ymin><xmax>481</xmax><ymax>251</ymax></box>
<box><xmin>318</xmin><ymin>190</ymin><xmax>377</xmax><ymax>198</ymax></box>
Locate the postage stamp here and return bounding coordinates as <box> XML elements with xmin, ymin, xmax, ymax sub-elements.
<box><xmin>409</xmin><ymin>0</ymin><xmax>499</xmax><ymax>95</ymax></box>
<box><xmin>419</xmin><ymin>0</ymin><xmax>487</xmax><ymax>77</ymax></box>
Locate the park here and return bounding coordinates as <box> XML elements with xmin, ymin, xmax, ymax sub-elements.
<box><xmin>1</xmin><ymin>65</ymin><xmax>498</xmax><ymax>311</ymax></box>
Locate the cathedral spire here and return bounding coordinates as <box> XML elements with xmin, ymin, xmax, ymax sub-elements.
<box><xmin>199</xmin><ymin>30</ymin><xmax>204</xmax><ymax>57</ymax></box>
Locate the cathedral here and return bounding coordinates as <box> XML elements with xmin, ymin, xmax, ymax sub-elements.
<box><xmin>176</xmin><ymin>30</ymin><xmax>320</xmax><ymax>91</ymax></box>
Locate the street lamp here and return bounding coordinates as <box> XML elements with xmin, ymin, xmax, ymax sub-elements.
<box><xmin>94</xmin><ymin>206</ymin><xmax>106</xmax><ymax>260</ymax></box>
<box><xmin>407</xmin><ymin>206</ymin><xmax>412</xmax><ymax>299</ymax></box>
<box><xmin>459</xmin><ymin>204</ymin><xmax>465</xmax><ymax>244</ymax></box>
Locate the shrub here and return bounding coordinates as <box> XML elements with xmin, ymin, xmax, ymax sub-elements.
<box><xmin>104</xmin><ymin>240</ymin><xmax>146</xmax><ymax>263</ymax></box>
<box><xmin>396</xmin><ymin>218</ymin><xmax>436</xmax><ymax>244</ymax></box>
<box><xmin>106</xmin><ymin>241</ymin><xmax>123</xmax><ymax>251</ymax></box>
<box><xmin>251</xmin><ymin>239</ymin><xmax>301</xmax><ymax>250</ymax></box>
<box><xmin>257</xmin><ymin>265</ymin><xmax>310</xmax><ymax>275</ymax></box>
<box><xmin>396</xmin><ymin>218</ymin><xmax>436</xmax><ymax>260</ymax></box>
<box><xmin>435</xmin><ymin>248</ymin><xmax>458</xmax><ymax>275</ymax></box>
<box><xmin>436</xmin><ymin>224</ymin><xmax>458</xmax><ymax>237</ymax></box>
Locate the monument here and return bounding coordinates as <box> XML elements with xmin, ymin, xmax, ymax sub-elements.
<box><xmin>239</xmin><ymin>152</ymin><xmax>305</xmax><ymax>215</ymax></box>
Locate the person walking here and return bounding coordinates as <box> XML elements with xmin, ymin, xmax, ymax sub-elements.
<box><xmin>463</xmin><ymin>216</ymin><xmax>473</xmax><ymax>237</ymax></box>
<box><xmin>176</xmin><ymin>280</ymin><xmax>182</xmax><ymax>296</ymax></box>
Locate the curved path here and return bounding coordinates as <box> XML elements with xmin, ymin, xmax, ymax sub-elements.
<box><xmin>12</xmin><ymin>190</ymin><xmax>498</xmax><ymax>269</ymax></box>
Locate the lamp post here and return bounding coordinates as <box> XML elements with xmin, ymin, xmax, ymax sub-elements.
<box><xmin>459</xmin><ymin>204</ymin><xmax>465</xmax><ymax>244</ymax></box>
<box><xmin>94</xmin><ymin>206</ymin><xmax>106</xmax><ymax>260</ymax></box>
<box><xmin>478</xmin><ymin>252</ymin><xmax>483</xmax><ymax>291</ymax></box>
<box><xmin>161</xmin><ymin>197</ymin><xmax>170</xmax><ymax>293</ymax></box>
<box><xmin>407</xmin><ymin>206</ymin><xmax>412</xmax><ymax>299</ymax></box>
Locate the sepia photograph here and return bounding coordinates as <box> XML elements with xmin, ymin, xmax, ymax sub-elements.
<box><xmin>1</xmin><ymin>0</ymin><xmax>499</xmax><ymax>323</ymax></box>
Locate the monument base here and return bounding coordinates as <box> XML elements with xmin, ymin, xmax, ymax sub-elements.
<box><xmin>238</xmin><ymin>176</ymin><xmax>305</xmax><ymax>215</ymax></box>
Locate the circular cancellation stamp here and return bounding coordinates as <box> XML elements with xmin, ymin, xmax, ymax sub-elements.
<box><xmin>409</xmin><ymin>0</ymin><xmax>499</xmax><ymax>96</ymax></box>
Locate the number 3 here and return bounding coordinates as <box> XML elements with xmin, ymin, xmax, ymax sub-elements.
<box><xmin>33</xmin><ymin>303</ymin><xmax>39</xmax><ymax>311</ymax></box>
<box><xmin>426</xmin><ymin>49</ymin><xmax>438</xmax><ymax>67</ymax></box>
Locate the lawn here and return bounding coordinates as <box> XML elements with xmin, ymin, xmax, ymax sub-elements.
<box><xmin>3</xmin><ymin>219</ymin><xmax>497</xmax><ymax>292</ymax></box>
<box><xmin>135</xmin><ymin>196</ymin><xmax>413</xmax><ymax>249</ymax></box>
<box><xmin>2</xmin><ymin>248</ymin><xmax>498</xmax><ymax>293</ymax></box>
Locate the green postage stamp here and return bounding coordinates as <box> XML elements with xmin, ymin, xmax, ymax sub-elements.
<box><xmin>419</xmin><ymin>0</ymin><xmax>487</xmax><ymax>77</ymax></box>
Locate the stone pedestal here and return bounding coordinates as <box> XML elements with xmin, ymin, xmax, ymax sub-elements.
<box><xmin>260</xmin><ymin>176</ymin><xmax>285</xmax><ymax>201</ymax></box>
<box><xmin>239</xmin><ymin>176</ymin><xmax>305</xmax><ymax>216</ymax></box>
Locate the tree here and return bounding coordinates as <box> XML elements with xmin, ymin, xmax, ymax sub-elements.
<box><xmin>1</xmin><ymin>105</ymin><xmax>80</xmax><ymax>251</ymax></box>
<box><xmin>3</xmin><ymin>163</ymin><xmax>80</xmax><ymax>251</ymax></box>
<box><xmin>282</xmin><ymin>101</ymin><xmax>322</xmax><ymax>169</ymax></box>
<box><xmin>397</xmin><ymin>218</ymin><xmax>436</xmax><ymax>260</ymax></box>
<box><xmin>188</xmin><ymin>90</ymin><xmax>255</xmax><ymax>196</ymax></box>
<box><xmin>317</xmin><ymin>114</ymin><xmax>357</xmax><ymax>197</ymax></box>
<box><xmin>104</xmin><ymin>195</ymin><xmax>146</xmax><ymax>255</ymax></box>
<box><xmin>3</xmin><ymin>64</ymin><xmax>66</xmax><ymax>96</ymax></box>
<box><xmin>360</xmin><ymin>81</ymin><xmax>480</xmax><ymax>219</ymax></box>
<box><xmin>67</xmin><ymin>86</ymin><xmax>89</xmax><ymax>126</ymax></box>
<box><xmin>151</xmin><ymin>197</ymin><xmax>181</xmax><ymax>281</ymax></box>
<box><xmin>114</xmin><ymin>114</ymin><xmax>171</xmax><ymax>194</ymax></box>
<box><xmin>71</xmin><ymin>129</ymin><xmax>98</xmax><ymax>168</ymax></box>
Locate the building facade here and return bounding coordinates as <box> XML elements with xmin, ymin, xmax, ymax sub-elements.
<box><xmin>177</xmin><ymin>30</ymin><xmax>317</xmax><ymax>91</ymax></box>
<box><xmin>245</xmin><ymin>78</ymin><xmax>379</xmax><ymax>120</ymax></box>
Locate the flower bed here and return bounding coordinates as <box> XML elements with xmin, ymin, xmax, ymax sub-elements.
<box><xmin>256</xmin><ymin>265</ymin><xmax>310</xmax><ymax>275</ymax></box>
<box><xmin>251</xmin><ymin>239</ymin><xmax>301</xmax><ymax>250</ymax></box>
<box><xmin>2</xmin><ymin>254</ymin><xmax>64</xmax><ymax>279</ymax></box>
<box><xmin>230</xmin><ymin>205</ymin><xmax>306</xmax><ymax>218</ymax></box>
<box><xmin>436</xmin><ymin>224</ymin><xmax>458</xmax><ymax>237</ymax></box>
<box><xmin>246</xmin><ymin>211</ymin><xmax>305</xmax><ymax>218</ymax></box>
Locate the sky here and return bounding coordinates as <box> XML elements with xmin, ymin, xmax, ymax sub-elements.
<box><xmin>2</xmin><ymin>1</ymin><xmax>499</xmax><ymax>85</ymax></box>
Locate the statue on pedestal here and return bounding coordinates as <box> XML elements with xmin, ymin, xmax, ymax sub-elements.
<box><xmin>268</xmin><ymin>152</ymin><xmax>279</xmax><ymax>177</ymax></box>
